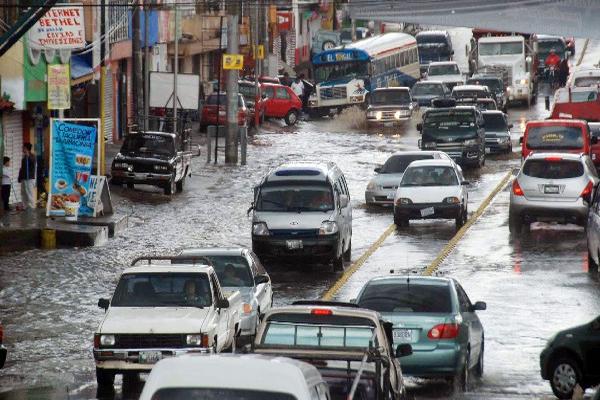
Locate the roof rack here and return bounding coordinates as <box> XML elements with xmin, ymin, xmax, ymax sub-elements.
<box><xmin>292</xmin><ymin>300</ymin><xmax>360</xmax><ymax>308</ymax></box>
<box><xmin>130</xmin><ymin>255</ymin><xmax>213</xmax><ymax>266</ymax></box>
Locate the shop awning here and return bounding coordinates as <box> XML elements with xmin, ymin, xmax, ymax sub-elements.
<box><xmin>71</xmin><ymin>53</ymin><xmax>94</xmax><ymax>85</ymax></box>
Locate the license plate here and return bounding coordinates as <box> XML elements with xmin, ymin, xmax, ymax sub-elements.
<box><xmin>329</xmin><ymin>108</ymin><xmax>337</xmax><ymax>114</ymax></box>
<box><xmin>393</xmin><ymin>329</ymin><xmax>414</xmax><ymax>343</ymax></box>
<box><xmin>544</xmin><ymin>185</ymin><xmax>560</xmax><ymax>194</ymax></box>
<box><xmin>384</xmin><ymin>122</ymin><xmax>394</xmax><ymax>127</ymax></box>
<box><xmin>138</xmin><ymin>351</ymin><xmax>162</xmax><ymax>364</ymax></box>
<box><xmin>387</xmin><ymin>193</ymin><xmax>396</xmax><ymax>200</ymax></box>
<box><xmin>485</xmin><ymin>147</ymin><xmax>491</xmax><ymax>154</ymax></box>
<box><xmin>286</xmin><ymin>240</ymin><xmax>303</xmax><ymax>250</ymax></box>
<box><xmin>420</xmin><ymin>207</ymin><xmax>435</xmax><ymax>217</ymax></box>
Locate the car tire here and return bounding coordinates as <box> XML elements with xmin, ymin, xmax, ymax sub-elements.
<box><xmin>164</xmin><ymin>174</ymin><xmax>176</xmax><ymax>195</ymax></box>
<box><xmin>455</xmin><ymin>207</ymin><xmax>467</xmax><ymax>229</ymax></box>
<box><xmin>96</xmin><ymin>368</ymin><xmax>115</xmax><ymax>388</ymax></box>
<box><xmin>588</xmin><ymin>250</ymin><xmax>598</xmax><ymax>272</ymax></box>
<box><xmin>549</xmin><ymin>356</ymin><xmax>582</xmax><ymax>399</ymax></box>
<box><xmin>333</xmin><ymin>247</ymin><xmax>344</xmax><ymax>272</ymax></box>
<box><xmin>474</xmin><ymin>341</ymin><xmax>484</xmax><ymax>378</ymax></box>
<box><xmin>110</xmin><ymin>178</ymin><xmax>122</xmax><ymax>186</ymax></box>
<box><xmin>176</xmin><ymin>176</ymin><xmax>185</xmax><ymax>193</ymax></box>
<box><xmin>285</xmin><ymin>109</ymin><xmax>299</xmax><ymax>126</ymax></box>
<box><xmin>126</xmin><ymin>183</ymin><xmax>134</xmax><ymax>189</ymax></box>
<box><xmin>343</xmin><ymin>240</ymin><xmax>351</xmax><ymax>262</ymax></box>
<box><xmin>508</xmin><ymin>209</ymin><xmax>522</xmax><ymax>235</ymax></box>
<box><xmin>452</xmin><ymin>350</ymin><xmax>470</xmax><ymax>392</ymax></box>
<box><xmin>394</xmin><ymin>213</ymin><xmax>409</xmax><ymax>228</ymax></box>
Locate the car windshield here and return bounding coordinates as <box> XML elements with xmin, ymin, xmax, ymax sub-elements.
<box><xmin>522</xmin><ymin>159</ymin><xmax>584</xmax><ymax>179</ymax></box>
<box><xmin>358</xmin><ymin>281</ymin><xmax>452</xmax><ymax>313</ymax></box>
<box><xmin>467</xmin><ymin>78</ymin><xmax>502</xmax><ymax>92</ymax></box>
<box><xmin>424</xmin><ymin>110</ymin><xmax>476</xmax><ymax>129</ymax></box>
<box><xmin>478</xmin><ymin>100</ymin><xmax>497</xmax><ymax>110</ymax></box>
<box><xmin>483</xmin><ymin>113</ymin><xmax>507</xmax><ymax>131</ymax></box>
<box><xmin>262</xmin><ymin>321</ymin><xmax>375</xmax><ymax>348</ymax></box>
<box><xmin>256</xmin><ymin>184</ymin><xmax>334</xmax><ymax>212</ymax></box>
<box><xmin>479</xmin><ymin>42</ymin><xmax>523</xmax><ymax>56</ymax></box>
<box><xmin>526</xmin><ymin>126</ymin><xmax>584</xmax><ymax>149</ymax></box>
<box><xmin>380</xmin><ymin>154</ymin><xmax>433</xmax><ymax>173</ymax></box>
<box><xmin>454</xmin><ymin>89</ymin><xmax>488</xmax><ymax>99</ymax></box>
<box><xmin>412</xmin><ymin>83</ymin><xmax>444</xmax><ymax>96</ymax></box>
<box><xmin>121</xmin><ymin>134</ymin><xmax>175</xmax><ymax>157</ymax></box>
<box><xmin>400</xmin><ymin>166</ymin><xmax>458</xmax><ymax>187</ymax></box>
<box><xmin>150</xmin><ymin>388</ymin><xmax>296</xmax><ymax>400</ymax></box>
<box><xmin>111</xmin><ymin>273</ymin><xmax>212</xmax><ymax>308</ymax></box>
<box><xmin>370</xmin><ymin>90</ymin><xmax>410</xmax><ymax>105</ymax></box>
<box><xmin>207</xmin><ymin>94</ymin><xmax>244</xmax><ymax>107</ymax></box>
<box><xmin>428</xmin><ymin>64</ymin><xmax>459</xmax><ymax>76</ymax></box>
<box><xmin>314</xmin><ymin>61</ymin><xmax>369</xmax><ymax>83</ymax></box>
<box><xmin>539</xmin><ymin>40</ymin><xmax>566</xmax><ymax>55</ymax></box>
<box><xmin>180</xmin><ymin>255</ymin><xmax>253</xmax><ymax>287</ymax></box>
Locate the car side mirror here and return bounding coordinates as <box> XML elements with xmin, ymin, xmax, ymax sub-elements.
<box><xmin>216</xmin><ymin>299</ymin><xmax>230</xmax><ymax>309</ymax></box>
<box><xmin>339</xmin><ymin>194</ymin><xmax>349</xmax><ymax>209</ymax></box>
<box><xmin>262</xmin><ymin>93</ymin><xmax>267</xmax><ymax>99</ymax></box>
<box><xmin>461</xmin><ymin>180</ymin><xmax>470</xmax><ymax>186</ymax></box>
<box><xmin>508</xmin><ymin>123</ymin><xmax>514</xmax><ymax>129</ymax></box>
<box><xmin>519</xmin><ymin>136</ymin><xmax>523</xmax><ymax>144</ymax></box>
<box><xmin>592</xmin><ymin>136</ymin><xmax>599</xmax><ymax>145</ymax></box>
<box><xmin>374</xmin><ymin>167</ymin><xmax>382</xmax><ymax>173</ymax></box>
<box><xmin>416</xmin><ymin>122</ymin><xmax>423</xmax><ymax>131</ymax></box>
<box><xmin>472</xmin><ymin>301</ymin><xmax>487</xmax><ymax>311</ymax></box>
<box><xmin>395</xmin><ymin>343</ymin><xmax>413</xmax><ymax>358</ymax></box>
<box><xmin>254</xmin><ymin>274</ymin><xmax>270</xmax><ymax>285</ymax></box>
<box><xmin>98</xmin><ymin>298</ymin><xmax>110</xmax><ymax>311</ymax></box>
<box><xmin>450</xmin><ymin>50</ymin><xmax>455</xmax><ymax>56</ymax></box>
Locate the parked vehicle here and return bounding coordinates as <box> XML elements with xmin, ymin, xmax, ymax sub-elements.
<box><xmin>589</xmin><ymin>123</ymin><xmax>600</xmax><ymax>168</ymax></box>
<box><xmin>249</xmin><ymin>162</ymin><xmax>352</xmax><ymax>271</ymax></box>
<box><xmin>139</xmin><ymin>354</ymin><xmax>330</xmax><ymax>400</ymax></box>
<box><xmin>520</xmin><ymin>120</ymin><xmax>595</xmax><ymax>160</ymax></box>
<box><xmin>467</xmin><ymin>74</ymin><xmax>507</xmax><ymax>111</ymax></box>
<box><xmin>254</xmin><ymin>302</ymin><xmax>413</xmax><ymax>400</ymax></box>
<box><xmin>451</xmin><ymin>84</ymin><xmax>493</xmax><ymax>106</ymax></box>
<box><xmin>509</xmin><ymin>153</ymin><xmax>599</xmax><ymax>234</ymax></box>
<box><xmin>418</xmin><ymin>105</ymin><xmax>486</xmax><ymax>168</ymax></box>
<box><xmin>93</xmin><ymin>260</ymin><xmax>242</xmax><ymax>388</ymax></box>
<box><xmin>111</xmin><ymin>130</ymin><xmax>193</xmax><ymax>195</ymax></box>
<box><xmin>411</xmin><ymin>81</ymin><xmax>451</xmax><ymax>107</ymax></box>
<box><xmin>0</xmin><ymin>322</ymin><xmax>6</xmax><ymax>369</ymax></box>
<box><xmin>482</xmin><ymin>111</ymin><xmax>513</xmax><ymax>154</ymax></box>
<box><xmin>239</xmin><ymin>80</ymin><xmax>266</xmax><ymax>126</ymax></box>
<box><xmin>424</xmin><ymin>61</ymin><xmax>464</xmax><ymax>90</ymax></box>
<box><xmin>365</xmin><ymin>151</ymin><xmax>455</xmax><ymax>206</ymax></box>
<box><xmin>355</xmin><ymin>275</ymin><xmax>486</xmax><ymax>391</ymax></box>
<box><xmin>416</xmin><ymin>30</ymin><xmax>454</xmax><ymax>75</ymax></box>
<box><xmin>366</xmin><ymin>87</ymin><xmax>416</xmax><ymax>127</ymax></box>
<box><xmin>261</xmin><ymin>83</ymin><xmax>303</xmax><ymax>126</ymax></box>
<box><xmin>393</xmin><ymin>159</ymin><xmax>469</xmax><ymax>228</ymax></box>
<box><xmin>200</xmin><ymin>93</ymin><xmax>250</xmax><ymax>130</ymax></box>
<box><xmin>309</xmin><ymin>33</ymin><xmax>419</xmax><ymax>116</ymax></box>
<box><xmin>540</xmin><ymin>316</ymin><xmax>600</xmax><ymax>399</ymax></box>
<box><xmin>177</xmin><ymin>247</ymin><xmax>273</xmax><ymax>345</ymax></box>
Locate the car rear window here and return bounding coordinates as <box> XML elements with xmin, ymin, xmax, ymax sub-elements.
<box><xmin>526</xmin><ymin>126</ymin><xmax>585</xmax><ymax>149</ymax></box>
<box><xmin>358</xmin><ymin>282</ymin><xmax>452</xmax><ymax>313</ymax></box>
<box><xmin>522</xmin><ymin>159</ymin><xmax>584</xmax><ymax>179</ymax></box>
<box><xmin>380</xmin><ymin>154</ymin><xmax>433</xmax><ymax>173</ymax></box>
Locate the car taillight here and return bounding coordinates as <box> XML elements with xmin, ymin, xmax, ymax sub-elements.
<box><xmin>545</xmin><ymin>156</ymin><xmax>563</xmax><ymax>162</ymax></box>
<box><xmin>581</xmin><ymin>180</ymin><xmax>593</xmax><ymax>202</ymax></box>
<box><xmin>427</xmin><ymin>323</ymin><xmax>459</xmax><ymax>339</ymax></box>
<box><xmin>93</xmin><ymin>333</ymin><xmax>100</xmax><ymax>348</ymax></box>
<box><xmin>512</xmin><ymin>179</ymin><xmax>524</xmax><ymax>196</ymax></box>
<box><xmin>311</xmin><ymin>309</ymin><xmax>333</xmax><ymax>316</ymax></box>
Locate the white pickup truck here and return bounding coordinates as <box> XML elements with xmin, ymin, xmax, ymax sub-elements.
<box><xmin>93</xmin><ymin>258</ymin><xmax>241</xmax><ymax>388</ymax></box>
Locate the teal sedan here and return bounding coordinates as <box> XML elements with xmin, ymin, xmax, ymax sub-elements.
<box><xmin>354</xmin><ymin>275</ymin><xmax>486</xmax><ymax>391</ymax></box>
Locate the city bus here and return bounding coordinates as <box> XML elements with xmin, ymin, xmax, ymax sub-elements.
<box><xmin>308</xmin><ymin>32</ymin><xmax>420</xmax><ymax>117</ymax></box>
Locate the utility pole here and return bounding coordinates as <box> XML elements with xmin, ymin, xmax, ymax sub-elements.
<box><xmin>263</xmin><ymin>0</ymin><xmax>270</xmax><ymax>76</ymax></box>
<box><xmin>132</xmin><ymin>0</ymin><xmax>143</xmax><ymax>129</ymax></box>
<box><xmin>144</xmin><ymin>0</ymin><xmax>150</xmax><ymax>130</ymax></box>
<box><xmin>173</xmin><ymin>5</ymin><xmax>179</xmax><ymax>136</ymax></box>
<box><xmin>225</xmin><ymin>5</ymin><xmax>239</xmax><ymax>164</ymax></box>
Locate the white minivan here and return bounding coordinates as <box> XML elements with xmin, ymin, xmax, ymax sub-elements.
<box><xmin>250</xmin><ymin>162</ymin><xmax>352</xmax><ymax>271</ymax></box>
<box><xmin>139</xmin><ymin>354</ymin><xmax>330</xmax><ymax>400</ymax></box>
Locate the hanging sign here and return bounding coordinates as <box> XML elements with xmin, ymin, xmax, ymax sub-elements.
<box><xmin>223</xmin><ymin>54</ymin><xmax>244</xmax><ymax>70</ymax></box>
<box><xmin>47</xmin><ymin>64</ymin><xmax>71</xmax><ymax>110</ymax></box>
<box><xmin>28</xmin><ymin>4</ymin><xmax>86</xmax><ymax>49</ymax></box>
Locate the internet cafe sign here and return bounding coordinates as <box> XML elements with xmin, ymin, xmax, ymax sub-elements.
<box><xmin>29</xmin><ymin>4</ymin><xmax>86</xmax><ymax>49</ymax></box>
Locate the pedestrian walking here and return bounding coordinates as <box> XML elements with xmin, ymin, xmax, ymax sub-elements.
<box><xmin>291</xmin><ymin>77</ymin><xmax>304</xmax><ymax>99</ymax></box>
<box><xmin>1</xmin><ymin>157</ymin><xmax>10</xmax><ymax>211</ymax></box>
<box><xmin>18</xmin><ymin>143</ymin><xmax>36</xmax><ymax>209</ymax></box>
<box><xmin>559</xmin><ymin>58</ymin><xmax>570</xmax><ymax>87</ymax></box>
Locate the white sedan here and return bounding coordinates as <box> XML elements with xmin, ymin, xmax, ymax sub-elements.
<box><xmin>393</xmin><ymin>159</ymin><xmax>469</xmax><ymax>229</ymax></box>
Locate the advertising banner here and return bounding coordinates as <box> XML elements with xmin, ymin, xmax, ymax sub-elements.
<box><xmin>28</xmin><ymin>4</ymin><xmax>86</xmax><ymax>50</ymax></box>
<box><xmin>47</xmin><ymin>119</ymin><xmax>97</xmax><ymax>218</ymax></box>
<box><xmin>223</xmin><ymin>54</ymin><xmax>244</xmax><ymax>70</ymax></box>
<box><xmin>47</xmin><ymin>64</ymin><xmax>71</xmax><ymax>110</ymax></box>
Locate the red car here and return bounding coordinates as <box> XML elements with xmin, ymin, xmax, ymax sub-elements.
<box><xmin>200</xmin><ymin>93</ymin><xmax>250</xmax><ymax>131</ymax></box>
<box><xmin>520</xmin><ymin>119</ymin><xmax>594</xmax><ymax>160</ymax></box>
<box><xmin>239</xmin><ymin>80</ymin><xmax>266</xmax><ymax>126</ymax></box>
<box><xmin>260</xmin><ymin>83</ymin><xmax>303</xmax><ymax>126</ymax></box>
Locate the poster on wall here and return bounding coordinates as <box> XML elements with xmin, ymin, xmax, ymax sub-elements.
<box><xmin>28</xmin><ymin>4</ymin><xmax>86</xmax><ymax>49</ymax></box>
<box><xmin>47</xmin><ymin>119</ymin><xmax>98</xmax><ymax>218</ymax></box>
<box><xmin>47</xmin><ymin>64</ymin><xmax>71</xmax><ymax>110</ymax></box>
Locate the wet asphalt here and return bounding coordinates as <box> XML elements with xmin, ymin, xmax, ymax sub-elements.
<box><xmin>1</xmin><ymin>31</ymin><xmax>599</xmax><ymax>399</ymax></box>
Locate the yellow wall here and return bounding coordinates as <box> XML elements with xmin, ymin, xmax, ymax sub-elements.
<box><xmin>0</xmin><ymin>40</ymin><xmax>25</xmax><ymax>110</ymax></box>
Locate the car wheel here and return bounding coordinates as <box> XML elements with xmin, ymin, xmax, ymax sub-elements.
<box><xmin>343</xmin><ymin>240</ymin><xmax>352</xmax><ymax>262</ymax></box>
<box><xmin>96</xmin><ymin>368</ymin><xmax>115</xmax><ymax>388</ymax></box>
<box><xmin>453</xmin><ymin>350</ymin><xmax>470</xmax><ymax>392</ymax></box>
<box><xmin>126</xmin><ymin>182</ymin><xmax>134</xmax><ymax>189</ymax></box>
<box><xmin>176</xmin><ymin>176</ymin><xmax>185</xmax><ymax>193</ymax></box>
<box><xmin>475</xmin><ymin>341</ymin><xmax>484</xmax><ymax>378</ymax></box>
<box><xmin>394</xmin><ymin>213</ymin><xmax>409</xmax><ymax>228</ymax></box>
<box><xmin>110</xmin><ymin>178</ymin><xmax>122</xmax><ymax>186</ymax></box>
<box><xmin>588</xmin><ymin>250</ymin><xmax>599</xmax><ymax>272</ymax></box>
<box><xmin>164</xmin><ymin>174</ymin><xmax>176</xmax><ymax>195</ymax></box>
<box><xmin>508</xmin><ymin>209</ymin><xmax>522</xmax><ymax>235</ymax></box>
<box><xmin>333</xmin><ymin>245</ymin><xmax>344</xmax><ymax>272</ymax></box>
<box><xmin>285</xmin><ymin>109</ymin><xmax>299</xmax><ymax>126</ymax></box>
<box><xmin>550</xmin><ymin>357</ymin><xmax>582</xmax><ymax>399</ymax></box>
<box><xmin>455</xmin><ymin>207</ymin><xmax>467</xmax><ymax>229</ymax></box>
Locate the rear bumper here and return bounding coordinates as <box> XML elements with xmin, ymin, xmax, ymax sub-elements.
<box><xmin>400</xmin><ymin>345</ymin><xmax>464</xmax><ymax>377</ymax></box>
<box><xmin>94</xmin><ymin>347</ymin><xmax>213</xmax><ymax>372</ymax></box>
<box><xmin>394</xmin><ymin>203</ymin><xmax>461</xmax><ymax>220</ymax></box>
<box><xmin>252</xmin><ymin>234</ymin><xmax>339</xmax><ymax>261</ymax></box>
<box><xmin>510</xmin><ymin>197</ymin><xmax>589</xmax><ymax>224</ymax></box>
<box><xmin>365</xmin><ymin>190</ymin><xmax>396</xmax><ymax>206</ymax></box>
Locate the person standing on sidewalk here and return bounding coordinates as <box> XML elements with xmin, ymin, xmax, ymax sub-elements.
<box><xmin>2</xmin><ymin>157</ymin><xmax>11</xmax><ymax>211</ymax></box>
<box><xmin>18</xmin><ymin>143</ymin><xmax>36</xmax><ymax>209</ymax></box>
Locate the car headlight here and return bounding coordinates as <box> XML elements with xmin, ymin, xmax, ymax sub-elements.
<box><xmin>186</xmin><ymin>334</ymin><xmax>206</xmax><ymax>346</ymax></box>
<box><xmin>319</xmin><ymin>221</ymin><xmax>338</xmax><ymax>235</ymax></box>
<box><xmin>350</xmin><ymin>95</ymin><xmax>363</xmax><ymax>103</ymax></box>
<box><xmin>422</xmin><ymin>142</ymin><xmax>436</xmax><ymax>149</ymax></box>
<box><xmin>100</xmin><ymin>334</ymin><xmax>115</xmax><ymax>347</ymax></box>
<box><xmin>443</xmin><ymin>196</ymin><xmax>461</xmax><ymax>204</ymax></box>
<box><xmin>243</xmin><ymin>303</ymin><xmax>253</xmax><ymax>314</ymax></box>
<box><xmin>252</xmin><ymin>222</ymin><xmax>270</xmax><ymax>236</ymax></box>
<box><xmin>498</xmin><ymin>136</ymin><xmax>510</xmax><ymax>143</ymax></box>
<box><xmin>375</xmin><ymin>111</ymin><xmax>382</xmax><ymax>120</ymax></box>
<box><xmin>516</xmin><ymin>79</ymin><xmax>529</xmax><ymax>85</ymax></box>
<box><xmin>366</xmin><ymin>181</ymin><xmax>377</xmax><ymax>191</ymax></box>
<box><xmin>396</xmin><ymin>197</ymin><xmax>412</xmax><ymax>205</ymax></box>
<box><xmin>464</xmin><ymin>139</ymin><xmax>478</xmax><ymax>146</ymax></box>
<box><xmin>394</xmin><ymin>111</ymin><xmax>403</xmax><ymax>119</ymax></box>
<box><xmin>367</xmin><ymin>111</ymin><xmax>376</xmax><ymax>118</ymax></box>
<box><xmin>153</xmin><ymin>164</ymin><xmax>169</xmax><ymax>172</ymax></box>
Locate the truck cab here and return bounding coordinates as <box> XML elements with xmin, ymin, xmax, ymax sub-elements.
<box><xmin>416</xmin><ymin>30</ymin><xmax>454</xmax><ymax>75</ymax></box>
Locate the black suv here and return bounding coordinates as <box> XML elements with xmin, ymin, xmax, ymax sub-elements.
<box><xmin>540</xmin><ymin>316</ymin><xmax>600</xmax><ymax>399</ymax></box>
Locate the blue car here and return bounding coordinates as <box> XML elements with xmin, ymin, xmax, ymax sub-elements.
<box><xmin>354</xmin><ymin>275</ymin><xmax>486</xmax><ymax>391</ymax></box>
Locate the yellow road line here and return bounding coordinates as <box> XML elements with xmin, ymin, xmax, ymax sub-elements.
<box><xmin>576</xmin><ymin>39</ymin><xmax>589</xmax><ymax>67</ymax></box>
<box><xmin>321</xmin><ymin>171</ymin><xmax>513</xmax><ymax>300</ymax></box>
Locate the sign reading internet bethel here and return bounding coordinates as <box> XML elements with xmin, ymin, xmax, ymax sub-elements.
<box><xmin>28</xmin><ymin>5</ymin><xmax>86</xmax><ymax>49</ymax></box>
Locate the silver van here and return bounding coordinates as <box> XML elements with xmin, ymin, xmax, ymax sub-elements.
<box><xmin>250</xmin><ymin>162</ymin><xmax>352</xmax><ymax>271</ymax></box>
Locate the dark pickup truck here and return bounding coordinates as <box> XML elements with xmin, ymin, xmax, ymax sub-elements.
<box><xmin>111</xmin><ymin>131</ymin><xmax>193</xmax><ymax>195</ymax></box>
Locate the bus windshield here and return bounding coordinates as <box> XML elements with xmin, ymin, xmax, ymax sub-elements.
<box><xmin>314</xmin><ymin>61</ymin><xmax>369</xmax><ymax>83</ymax></box>
<box><xmin>479</xmin><ymin>42</ymin><xmax>523</xmax><ymax>56</ymax></box>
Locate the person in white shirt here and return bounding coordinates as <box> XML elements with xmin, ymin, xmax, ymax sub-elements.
<box><xmin>291</xmin><ymin>77</ymin><xmax>304</xmax><ymax>98</ymax></box>
<box><xmin>2</xmin><ymin>156</ymin><xmax>11</xmax><ymax>211</ymax></box>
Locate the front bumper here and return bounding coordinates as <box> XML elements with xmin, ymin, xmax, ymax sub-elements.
<box><xmin>394</xmin><ymin>202</ymin><xmax>461</xmax><ymax>221</ymax></box>
<box><xmin>239</xmin><ymin>311</ymin><xmax>259</xmax><ymax>337</ymax></box>
<box><xmin>399</xmin><ymin>343</ymin><xmax>464</xmax><ymax>377</ymax></box>
<box><xmin>510</xmin><ymin>196</ymin><xmax>589</xmax><ymax>224</ymax></box>
<box><xmin>365</xmin><ymin>189</ymin><xmax>396</xmax><ymax>206</ymax></box>
<box><xmin>111</xmin><ymin>170</ymin><xmax>172</xmax><ymax>186</ymax></box>
<box><xmin>94</xmin><ymin>346</ymin><xmax>212</xmax><ymax>371</ymax></box>
<box><xmin>252</xmin><ymin>233</ymin><xmax>338</xmax><ymax>261</ymax></box>
<box><xmin>507</xmin><ymin>84</ymin><xmax>531</xmax><ymax>101</ymax></box>
<box><xmin>540</xmin><ymin>347</ymin><xmax>551</xmax><ymax>380</ymax></box>
<box><xmin>366</xmin><ymin>116</ymin><xmax>411</xmax><ymax>127</ymax></box>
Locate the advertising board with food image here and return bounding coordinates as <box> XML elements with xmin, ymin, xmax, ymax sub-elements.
<box><xmin>47</xmin><ymin>119</ymin><xmax>98</xmax><ymax>218</ymax></box>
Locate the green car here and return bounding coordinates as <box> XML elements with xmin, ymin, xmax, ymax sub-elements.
<box><xmin>540</xmin><ymin>316</ymin><xmax>600</xmax><ymax>399</ymax></box>
<box><xmin>354</xmin><ymin>275</ymin><xmax>486</xmax><ymax>391</ymax></box>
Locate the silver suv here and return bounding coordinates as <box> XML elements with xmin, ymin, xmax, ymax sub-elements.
<box><xmin>509</xmin><ymin>153</ymin><xmax>599</xmax><ymax>234</ymax></box>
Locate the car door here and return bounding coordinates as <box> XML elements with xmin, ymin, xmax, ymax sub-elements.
<box><xmin>209</xmin><ymin>272</ymin><xmax>230</xmax><ymax>350</ymax></box>
<box><xmin>250</xmin><ymin>252</ymin><xmax>272</xmax><ymax>314</ymax></box>
<box><xmin>340</xmin><ymin>175</ymin><xmax>353</xmax><ymax>243</ymax></box>
<box><xmin>455</xmin><ymin>282</ymin><xmax>483</xmax><ymax>368</ymax></box>
<box><xmin>588</xmin><ymin>190</ymin><xmax>600</xmax><ymax>265</ymax></box>
<box><xmin>262</xmin><ymin>86</ymin><xmax>276</xmax><ymax>117</ymax></box>
<box><xmin>582</xmin><ymin>316</ymin><xmax>600</xmax><ymax>378</ymax></box>
<box><xmin>275</xmin><ymin>87</ymin><xmax>292</xmax><ymax>117</ymax></box>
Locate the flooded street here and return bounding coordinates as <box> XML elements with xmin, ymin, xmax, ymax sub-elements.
<box><xmin>1</xmin><ymin>32</ymin><xmax>599</xmax><ymax>400</ymax></box>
